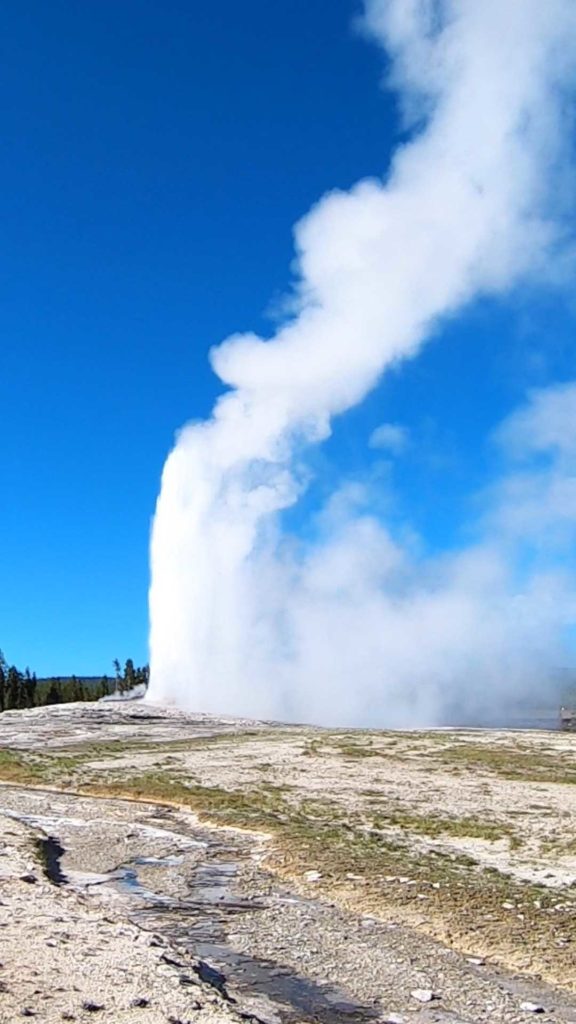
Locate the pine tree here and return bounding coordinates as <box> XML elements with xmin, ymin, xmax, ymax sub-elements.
<box><xmin>24</xmin><ymin>668</ymin><xmax>36</xmax><ymax>708</ymax></box>
<box><xmin>69</xmin><ymin>675</ymin><xmax>85</xmax><ymax>702</ymax></box>
<box><xmin>123</xmin><ymin>658</ymin><xmax>136</xmax><ymax>693</ymax></box>
<box><xmin>45</xmin><ymin>678</ymin><xmax>63</xmax><ymax>706</ymax></box>
<box><xmin>98</xmin><ymin>675</ymin><xmax>111</xmax><ymax>698</ymax></box>
<box><xmin>0</xmin><ymin>650</ymin><xmax>7</xmax><ymax>712</ymax></box>
<box><xmin>6</xmin><ymin>667</ymin><xmax>23</xmax><ymax>710</ymax></box>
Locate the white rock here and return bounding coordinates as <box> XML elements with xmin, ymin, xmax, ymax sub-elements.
<box><xmin>411</xmin><ymin>988</ymin><xmax>436</xmax><ymax>1003</ymax></box>
<box><xmin>466</xmin><ymin>956</ymin><xmax>485</xmax><ymax>966</ymax></box>
<box><xmin>520</xmin><ymin>1002</ymin><xmax>545</xmax><ymax>1013</ymax></box>
<box><xmin>303</xmin><ymin>870</ymin><xmax>322</xmax><ymax>882</ymax></box>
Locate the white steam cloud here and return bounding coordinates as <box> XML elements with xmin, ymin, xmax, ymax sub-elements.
<box><xmin>148</xmin><ymin>0</ymin><xmax>576</xmax><ymax>726</ymax></box>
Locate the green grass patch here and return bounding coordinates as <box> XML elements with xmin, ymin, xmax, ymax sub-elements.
<box><xmin>0</xmin><ymin>749</ymin><xmax>43</xmax><ymax>783</ymax></box>
<box><xmin>433</xmin><ymin>742</ymin><xmax>576</xmax><ymax>784</ymax></box>
<box><xmin>371</xmin><ymin>808</ymin><xmax>517</xmax><ymax>844</ymax></box>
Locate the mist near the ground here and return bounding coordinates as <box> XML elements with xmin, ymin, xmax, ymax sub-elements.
<box><xmin>148</xmin><ymin>0</ymin><xmax>576</xmax><ymax>726</ymax></box>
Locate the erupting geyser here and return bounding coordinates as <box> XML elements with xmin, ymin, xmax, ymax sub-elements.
<box><xmin>148</xmin><ymin>0</ymin><xmax>576</xmax><ymax>726</ymax></box>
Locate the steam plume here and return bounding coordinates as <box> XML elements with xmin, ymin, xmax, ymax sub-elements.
<box><xmin>148</xmin><ymin>0</ymin><xmax>576</xmax><ymax>725</ymax></box>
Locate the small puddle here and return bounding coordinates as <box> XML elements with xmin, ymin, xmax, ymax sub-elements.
<box><xmin>114</xmin><ymin>866</ymin><xmax>174</xmax><ymax>904</ymax></box>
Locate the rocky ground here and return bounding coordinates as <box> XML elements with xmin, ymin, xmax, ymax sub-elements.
<box><xmin>0</xmin><ymin>701</ymin><xmax>575</xmax><ymax>1023</ymax></box>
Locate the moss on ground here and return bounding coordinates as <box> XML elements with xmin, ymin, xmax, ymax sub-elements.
<box><xmin>370</xmin><ymin>806</ymin><xmax>518</xmax><ymax>844</ymax></box>
<box><xmin>431</xmin><ymin>741</ymin><xmax>576</xmax><ymax>784</ymax></box>
<box><xmin>0</xmin><ymin>749</ymin><xmax>43</xmax><ymax>784</ymax></box>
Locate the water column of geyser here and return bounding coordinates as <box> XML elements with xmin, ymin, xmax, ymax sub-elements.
<box><xmin>148</xmin><ymin>0</ymin><xmax>576</xmax><ymax>726</ymax></box>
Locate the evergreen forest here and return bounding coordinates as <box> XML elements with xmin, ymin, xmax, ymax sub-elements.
<box><xmin>0</xmin><ymin>652</ymin><xmax>149</xmax><ymax>711</ymax></box>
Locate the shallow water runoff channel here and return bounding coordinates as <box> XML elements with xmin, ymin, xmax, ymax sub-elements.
<box><xmin>2</xmin><ymin>782</ymin><xmax>576</xmax><ymax>1024</ymax></box>
<box><xmin>0</xmin><ymin>785</ymin><xmax>378</xmax><ymax>1024</ymax></box>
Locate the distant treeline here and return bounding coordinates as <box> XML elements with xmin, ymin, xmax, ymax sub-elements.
<box><xmin>0</xmin><ymin>652</ymin><xmax>149</xmax><ymax>711</ymax></box>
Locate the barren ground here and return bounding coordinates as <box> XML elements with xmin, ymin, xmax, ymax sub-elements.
<box><xmin>0</xmin><ymin>701</ymin><xmax>575</xmax><ymax>1023</ymax></box>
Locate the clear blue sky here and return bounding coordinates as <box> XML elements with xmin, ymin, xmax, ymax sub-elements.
<box><xmin>1</xmin><ymin>1</ymin><xmax>574</xmax><ymax>676</ymax></box>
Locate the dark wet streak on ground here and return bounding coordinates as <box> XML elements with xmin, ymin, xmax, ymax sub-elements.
<box><xmin>113</xmin><ymin>847</ymin><xmax>378</xmax><ymax>1024</ymax></box>
<box><xmin>36</xmin><ymin>835</ymin><xmax>68</xmax><ymax>886</ymax></box>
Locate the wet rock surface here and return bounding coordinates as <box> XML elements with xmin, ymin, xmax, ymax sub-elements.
<box><xmin>0</xmin><ymin>783</ymin><xmax>575</xmax><ymax>1024</ymax></box>
<box><xmin>0</xmin><ymin>702</ymin><xmax>575</xmax><ymax>1023</ymax></box>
